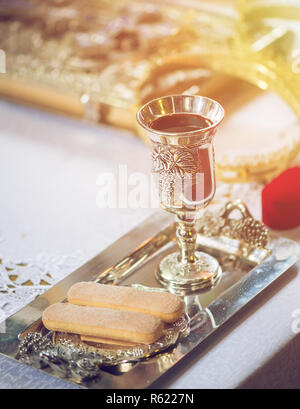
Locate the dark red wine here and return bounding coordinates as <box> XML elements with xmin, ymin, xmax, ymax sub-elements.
<box><xmin>149</xmin><ymin>113</ymin><xmax>212</xmax><ymax>133</ymax></box>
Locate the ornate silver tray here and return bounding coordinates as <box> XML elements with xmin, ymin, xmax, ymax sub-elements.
<box><xmin>0</xmin><ymin>201</ymin><xmax>299</xmax><ymax>389</ymax></box>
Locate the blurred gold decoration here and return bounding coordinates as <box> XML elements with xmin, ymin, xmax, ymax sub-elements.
<box><xmin>0</xmin><ymin>0</ymin><xmax>300</xmax><ymax>182</ymax></box>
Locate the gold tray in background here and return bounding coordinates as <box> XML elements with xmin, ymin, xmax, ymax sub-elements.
<box><xmin>0</xmin><ymin>202</ymin><xmax>299</xmax><ymax>388</ymax></box>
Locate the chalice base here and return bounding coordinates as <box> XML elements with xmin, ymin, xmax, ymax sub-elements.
<box><xmin>156</xmin><ymin>251</ymin><xmax>222</xmax><ymax>294</ymax></box>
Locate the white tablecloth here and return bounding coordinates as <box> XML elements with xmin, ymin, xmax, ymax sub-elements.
<box><xmin>1</xmin><ymin>97</ymin><xmax>300</xmax><ymax>389</ymax></box>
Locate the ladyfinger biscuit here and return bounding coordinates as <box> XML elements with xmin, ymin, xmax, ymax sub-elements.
<box><xmin>42</xmin><ymin>303</ymin><xmax>164</xmax><ymax>344</ymax></box>
<box><xmin>67</xmin><ymin>282</ymin><xmax>185</xmax><ymax>323</ymax></box>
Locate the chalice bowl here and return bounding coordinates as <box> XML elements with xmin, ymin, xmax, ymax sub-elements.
<box><xmin>137</xmin><ymin>95</ymin><xmax>225</xmax><ymax>294</ymax></box>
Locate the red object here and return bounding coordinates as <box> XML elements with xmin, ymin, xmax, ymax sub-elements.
<box><xmin>262</xmin><ymin>167</ymin><xmax>300</xmax><ymax>230</ymax></box>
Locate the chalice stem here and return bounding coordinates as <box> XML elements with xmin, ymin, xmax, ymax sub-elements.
<box><xmin>176</xmin><ymin>216</ymin><xmax>197</xmax><ymax>264</ymax></box>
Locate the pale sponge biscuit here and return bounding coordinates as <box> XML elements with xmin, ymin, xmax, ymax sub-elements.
<box><xmin>42</xmin><ymin>303</ymin><xmax>164</xmax><ymax>344</ymax></box>
<box><xmin>68</xmin><ymin>282</ymin><xmax>185</xmax><ymax>323</ymax></box>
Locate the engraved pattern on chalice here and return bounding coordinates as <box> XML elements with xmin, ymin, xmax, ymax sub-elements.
<box><xmin>152</xmin><ymin>143</ymin><xmax>203</xmax><ymax>208</ymax></box>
